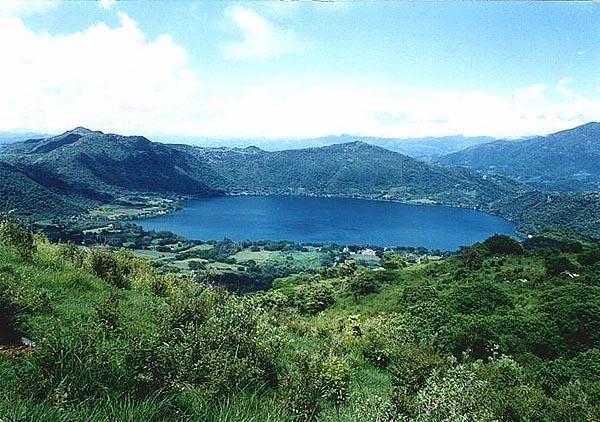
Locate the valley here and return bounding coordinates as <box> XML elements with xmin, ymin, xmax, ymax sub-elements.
<box><xmin>3</xmin><ymin>3</ymin><xmax>599</xmax><ymax>421</ymax></box>
<box><xmin>2</xmin><ymin>124</ymin><xmax>600</xmax><ymax>242</ymax></box>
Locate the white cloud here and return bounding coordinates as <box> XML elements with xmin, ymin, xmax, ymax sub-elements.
<box><xmin>190</xmin><ymin>82</ymin><xmax>600</xmax><ymax>139</ymax></box>
<box><xmin>1</xmin><ymin>12</ymin><xmax>599</xmax><ymax>140</ymax></box>
<box><xmin>0</xmin><ymin>0</ymin><xmax>57</xmax><ymax>17</ymax></box>
<box><xmin>516</xmin><ymin>84</ymin><xmax>547</xmax><ymax>101</ymax></box>
<box><xmin>99</xmin><ymin>0</ymin><xmax>116</xmax><ymax>10</ymax></box>
<box><xmin>556</xmin><ymin>77</ymin><xmax>576</xmax><ymax>97</ymax></box>
<box><xmin>0</xmin><ymin>12</ymin><xmax>201</xmax><ymax>134</ymax></box>
<box><xmin>221</xmin><ymin>6</ymin><xmax>308</xmax><ymax>60</ymax></box>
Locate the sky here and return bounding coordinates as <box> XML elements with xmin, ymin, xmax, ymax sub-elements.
<box><xmin>1</xmin><ymin>0</ymin><xmax>599</xmax><ymax>140</ymax></box>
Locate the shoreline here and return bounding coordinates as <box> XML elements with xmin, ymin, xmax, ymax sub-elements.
<box><xmin>127</xmin><ymin>193</ymin><xmax>522</xmax><ymax>251</ymax></box>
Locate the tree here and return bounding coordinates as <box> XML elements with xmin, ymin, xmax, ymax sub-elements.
<box><xmin>458</xmin><ymin>245</ymin><xmax>485</xmax><ymax>269</ymax></box>
<box><xmin>382</xmin><ymin>251</ymin><xmax>407</xmax><ymax>270</ymax></box>
<box><xmin>544</xmin><ymin>256</ymin><xmax>577</xmax><ymax>276</ymax></box>
<box><xmin>0</xmin><ymin>217</ymin><xmax>36</xmax><ymax>259</ymax></box>
<box><xmin>483</xmin><ymin>234</ymin><xmax>523</xmax><ymax>255</ymax></box>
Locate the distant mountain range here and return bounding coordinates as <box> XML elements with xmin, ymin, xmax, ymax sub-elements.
<box><xmin>1</xmin><ymin>125</ymin><xmax>599</xmax><ymax>238</ymax></box>
<box><xmin>437</xmin><ymin>122</ymin><xmax>600</xmax><ymax>191</ymax></box>
<box><xmin>0</xmin><ymin>127</ymin><xmax>519</xmax><ymax>211</ymax></box>
<box><xmin>163</xmin><ymin>134</ymin><xmax>496</xmax><ymax>161</ymax></box>
<box><xmin>0</xmin><ymin>131</ymin><xmax>50</xmax><ymax>145</ymax></box>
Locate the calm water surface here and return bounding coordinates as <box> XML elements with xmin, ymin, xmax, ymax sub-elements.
<box><xmin>133</xmin><ymin>196</ymin><xmax>517</xmax><ymax>250</ymax></box>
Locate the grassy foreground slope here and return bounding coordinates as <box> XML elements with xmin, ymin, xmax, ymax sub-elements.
<box><xmin>1</xmin><ymin>219</ymin><xmax>599</xmax><ymax>421</ymax></box>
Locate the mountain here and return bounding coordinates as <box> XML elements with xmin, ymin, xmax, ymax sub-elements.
<box><xmin>175</xmin><ymin>141</ymin><xmax>523</xmax><ymax>208</ymax></box>
<box><xmin>437</xmin><ymin>122</ymin><xmax>600</xmax><ymax>191</ymax></box>
<box><xmin>0</xmin><ymin>128</ymin><xmax>524</xmax><ymax>211</ymax></box>
<box><xmin>2</xmin><ymin>127</ymin><xmax>218</xmax><ymax>200</ymax></box>
<box><xmin>3</xmin><ymin>127</ymin><xmax>600</xmax><ymax>238</ymax></box>
<box><xmin>0</xmin><ymin>162</ymin><xmax>83</xmax><ymax>219</ymax></box>
<box><xmin>0</xmin><ymin>131</ymin><xmax>50</xmax><ymax>147</ymax></box>
<box><xmin>303</xmin><ymin>135</ymin><xmax>497</xmax><ymax>161</ymax></box>
<box><xmin>162</xmin><ymin>134</ymin><xmax>495</xmax><ymax>161</ymax></box>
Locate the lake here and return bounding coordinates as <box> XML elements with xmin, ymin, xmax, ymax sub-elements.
<box><xmin>133</xmin><ymin>196</ymin><xmax>518</xmax><ymax>250</ymax></box>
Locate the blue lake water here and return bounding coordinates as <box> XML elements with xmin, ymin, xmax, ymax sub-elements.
<box><xmin>133</xmin><ymin>196</ymin><xmax>518</xmax><ymax>251</ymax></box>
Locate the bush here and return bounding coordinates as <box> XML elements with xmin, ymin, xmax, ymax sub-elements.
<box><xmin>412</xmin><ymin>364</ymin><xmax>496</xmax><ymax>421</ymax></box>
<box><xmin>448</xmin><ymin>281</ymin><xmax>512</xmax><ymax>315</ymax></box>
<box><xmin>86</xmin><ymin>248</ymin><xmax>143</xmax><ymax>289</ymax></box>
<box><xmin>282</xmin><ymin>351</ymin><xmax>350</xmax><ymax>420</ymax></box>
<box><xmin>294</xmin><ymin>283</ymin><xmax>335</xmax><ymax>314</ymax></box>
<box><xmin>348</xmin><ymin>269</ymin><xmax>381</xmax><ymax>297</ymax></box>
<box><xmin>381</xmin><ymin>251</ymin><xmax>406</xmax><ymax>270</ymax></box>
<box><xmin>128</xmin><ymin>284</ymin><xmax>281</xmax><ymax>397</ymax></box>
<box><xmin>577</xmin><ymin>248</ymin><xmax>600</xmax><ymax>267</ymax></box>
<box><xmin>545</xmin><ymin>256</ymin><xmax>578</xmax><ymax>276</ymax></box>
<box><xmin>0</xmin><ymin>217</ymin><xmax>36</xmax><ymax>259</ymax></box>
<box><xmin>483</xmin><ymin>234</ymin><xmax>523</xmax><ymax>255</ymax></box>
<box><xmin>53</xmin><ymin>242</ymin><xmax>85</xmax><ymax>268</ymax></box>
<box><xmin>541</xmin><ymin>285</ymin><xmax>600</xmax><ymax>353</ymax></box>
<box><xmin>457</xmin><ymin>245</ymin><xmax>485</xmax><ymax>269</ymax></box>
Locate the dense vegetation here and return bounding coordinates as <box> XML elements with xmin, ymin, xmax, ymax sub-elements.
<box><xmin>0</xmin><ymin>162</ymin><xmax>85</xmax><ymax>220</ymax></box>
<box><xmin>493</xmin><ymin>191</ymin><xmax>600</xmax><ymax>239</ymax></box>
<box><xmin>438</xmin><ymin>122</ymin><xmax>600</xmax><ymax>191</ymax></box>
<box><xmin>1</xmin><ymin>220</ymin><xmax>598</xmax><ymax>420</ymax></box>
<box><xmin>176</xmin><ymin>141</ymin><xmax>522</xmax><ymax>210</ymax></box>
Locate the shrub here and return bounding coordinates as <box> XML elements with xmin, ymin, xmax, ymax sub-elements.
<box><xmin>381</xmin><ymin>251</ymin><xmax>407</xmax><ymax>270</ymax></box>
<box><xmin>544</xmin><ymin>256</ymin><xmax>578</xmax><ymax>276</ymax></box>
<box><xmin>0</xmin><ymin>217</ymin><xmax>36</xmax><ymax>259</ymax></box>
<box><xmin>541</xmin><ymin>284</ymin><xmax>600</xmax><ymax>353</ymax></box>
<box><xmin>86</xmin><ymin>248</ymin><xmax>142</xmax><ymax>289</ymax></box>
<box><xmin>483</xmin><ymin>234</ymin><xmax>523</xmax><ymax>255</ymax></box>
<box><xmin>348</xmin><ymin>268</ymin><xmax>381</xmax><ymax>297</ymax></box>
<box><xmin>53</xmin><ymin>242</ymin><xmax>85</xmax><ymax>268</ymax></box>
<box><xmin>457</xmin><ymin>245</ymin><xmax>485</xmax><ymax>269</ymax></box>
<box><xmin>358</xmin><ymin>314</ymin><xmax>414</xmax><ymax>368</ymax></box>
<box><xmin>0</xmin><ymin>270</ymin><xmax>51</xmax><ymax>344</ymax></box>
<box><xmin>294</xmin><ymin>283</ymin><xmax>335</xmax><ymax>314</ymax></box>
<box><xmin>282</xmin><ymin>351</ymin><xmax>350</xmax><ymax>420</ymax></box>
<box><xmin>128</xmin><ymin>284</ymin><xmax>281</xmax><ymax>398</ymax></box>
<box><xmin>412</xmin><ymin>364</ymin><xmax>496</xmax><ymax>421</ymax></box>
<box><xmin>577</xmin><ymin>247</ymin><xmax>600</xmax><ymax>267</ymax></box>
<box><xmin>399</xmin><ymin>285</ymin><xmax>439</xmax><ymax>307</ymax></box>
<box><xmin>448</xmin><ymin>281</ymin><xmax>512</xmax><ymax>315</ymax></box>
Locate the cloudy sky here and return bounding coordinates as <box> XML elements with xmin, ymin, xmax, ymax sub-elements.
<box><xmin>1</xmin><ymin>0</ymin><xmax>599</xmax><ymax>139</ymax></box>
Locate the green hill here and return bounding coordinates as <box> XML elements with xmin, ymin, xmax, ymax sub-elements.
<box><xmin>0</xmin><ymin>162</ymin><xmax>84</xmax><ymax>220</ymax></box>
<box><xmin>179</xmin><ymin>141</ymin><xmax>523</xmax><ymax>208</ymax></box>
<box><xmin>2</xmin><ymin>127</ymin><xmax>600</xmax><ymax>239</ymax></box>
<box><xmin>3</xmin><ymin>129</ymin><xmax>523</xmax><ymax>209</ymax></box>
<box><xmin>1</xmin><ymin>221</ymin><xmax>598</xmax><ymax>420</ymax></box>
<box><xmin>2</xmin><ymin>127</ymin><xmax>219</xmax><ymax>200</ymax></box>
<box><xmin>438</xmin><ymin>122</ymin><xmax>600</xmax><ymax>191</ymax></box>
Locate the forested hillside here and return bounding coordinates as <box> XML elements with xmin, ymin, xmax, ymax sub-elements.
<box><xmin>2</xmin><ymin>128</ymin><xmax>218</xmax><ymax>200</ymax></box>
<box><xmin>2</xmin><ymin>128</ymin><xmax>521</xmax><ymax>209</ymax></box>
<box><xmin>179</xmin><ymin>141</ymin><xmax>522</xmax><ymax>208</ymax></box>
<box><xmin>0</xmin><ymin>162</ymin><xmax>84</xmax><ymax>220</ymax></box>
<box><xmin>2</xmin><ymin>127</ymin><xmax>600</xmax><ymax>239</ymax></box>
<box><xmin>1</xmin><ymin>220</ymin><xmax>598</xmax><ymax>420</ymax></box>
<box><xmin>438</xmin><ymin>122</ymin><xmax>600</xmax><ymax>191</ymax></box>
<box><xmin>206</xmin><ymin>134</ymin><xmax>496</xmax><ymax>161</ymax></box>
